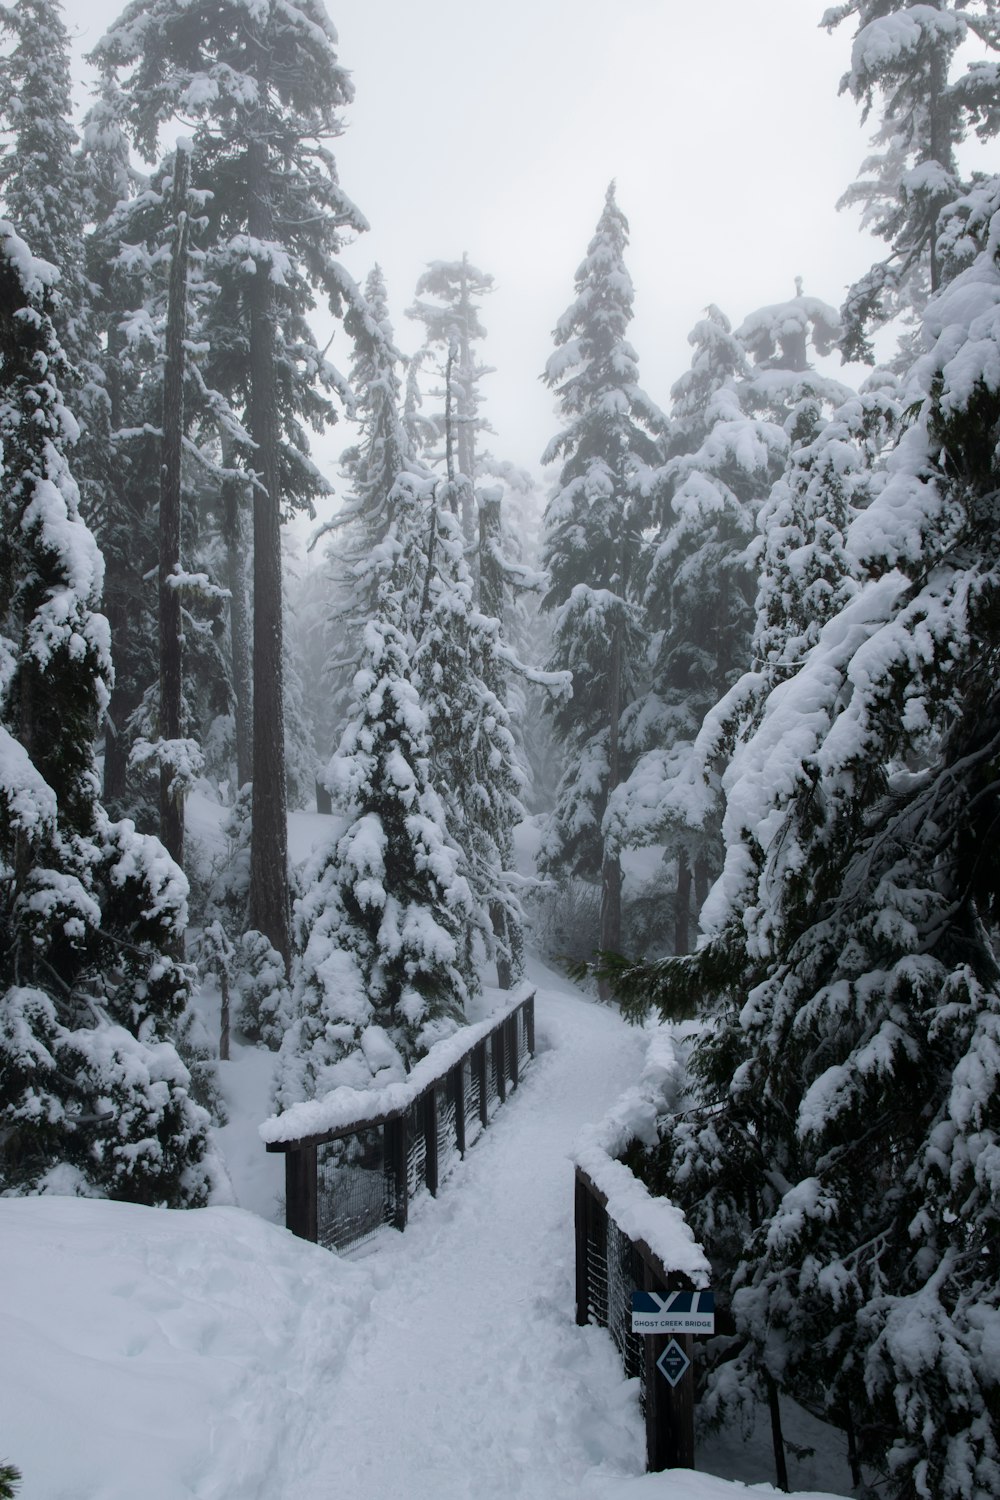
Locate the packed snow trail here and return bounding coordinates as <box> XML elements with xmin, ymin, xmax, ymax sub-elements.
<box><xmin>281</xmin><ymin>972</ymin><xmax>651</xmax><ymax>1500</ymax></box>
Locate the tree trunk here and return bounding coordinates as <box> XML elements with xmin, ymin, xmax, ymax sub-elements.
<box><xmin>456</xmin><ymin>253</ymin><xmax>477</xmax><ymax>543</ymax></box>
<box><xmin>599</xmin><ymin>622</ymin><xmax>624</xmax><ymax>1000</ymax></box>
<box><xmin>694</xmin><ymin>853</ymin><xmax>711</xmax><ymax>926</ymax></box>
<box><xmin>246</xmin><ymin>130</ymin><xmax>291</xmax><ymax>967</ymax></box>
<box><xmin>158</xmin><ymin>144</ymin><xmax>190</xmax><ymax>873</ymax></box>
<box><xmin>674</xmin><ymin>849</ymin><xmax>692</xmax><ymax>955</ymax></box>
<box><xmin>221</xmin><ymin>453</ymin><xmax>253</xmax><ymax>790</ymax></box>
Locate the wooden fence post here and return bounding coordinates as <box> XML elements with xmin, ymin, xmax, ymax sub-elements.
<box><xmin>495</xmin><ymin>1025</ymin><xmax>507</xmax><ymax>1104</ymax></box>
<box><xmin>509</xmin><ymin>1014</ymin><xmax>519</xmax><ymax>1090</ymax></box>
<box><xmin>285</xmin><ymin>1145</ymin><xmax>317</xmax><ymax>1242</ymax></box>
<box><xmin>384</xmin><ymin>1116</ymin><xmax>408</xmax><ymax>1230</ymax></box>
<box><xmin>476</xmin><ymin>1041</ymin><xmax>489</xmax><ymax>1128</ymax></box>
<box><xmin>526</xmin><ymin>996</ymin><xmax>535</xmax><ymax>1055</ymax></box>
<box><xmin>575</xmin><ymin>1170</ymin><xmax>591</xmax><ymax>1327</ymax></box>
<box><xmin>453</xmin><ymin>1064</ymin><xmax>466</xmax><ymax>1157</ymax></box>
<box><xmin>424</xmin><ymin>1088</ymin><xmax>439</xmax><ymax>1197</ymax></box>
<box><xmin>643</xmin><ymin>1261</ymin><xmax>695</xmax><ymax>1472</ymax></box>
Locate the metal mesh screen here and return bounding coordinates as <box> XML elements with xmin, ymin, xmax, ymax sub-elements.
<box><xmin>463</xmin><ymin>1055</ymin><xmax>483</xmax><ymax>1147</ymax></box>
<box><xmin>406</xmin><ymin>1099</ymin><xmax>426</xmax><ymax>1198</ymax></box>
<box><xmin>584</xmin><ymin>1194</ymin><xmax>645</xmax><ymax>1394</ymax></box>
<box><xmin>316</xmin><ymin>1129</ymin><xmax>389</xmax><ymax>1252</ymax></box>
<box><xmin>517</xmin><ymin>1008</ymin><xmax>530</xmax><ymax>1070</ymax></box>
<box><xmin>487</xmin><ymin>1034</ymin><xmax>502</xmax><ymax>1115</ymax></box>
<box><xmin>437</xmin><ymin>1082</ymin><xmax>459</xmax><ymax>1183</ymax></box>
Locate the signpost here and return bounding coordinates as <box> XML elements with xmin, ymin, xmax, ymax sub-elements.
<box><xmin>633</xmin><ymin>1284</ymin><xmax>715</xmax><ymax>1471</ymax></box>
<box><xmin>632</xmin><ymin>1290</ymin><xmax>715</xmax><ymax>1335</ymax></box>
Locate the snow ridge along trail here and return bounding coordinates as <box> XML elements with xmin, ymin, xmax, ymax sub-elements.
<box><xmin>284</xmin><ymin>971</ymin><xmax>651</xmax><ymax>1500</ymax></box>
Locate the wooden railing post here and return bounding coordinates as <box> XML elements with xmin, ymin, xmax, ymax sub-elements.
<box><xmin>285</xmin><ymin>1145</ymin><xmax>317</xmax><ymax>1242</ymax></box>
<box><xmin>453</xmin><ymin>1064</ymin><xmax>466</xmax><ymax>1157</ymax></box>
<box><xmin>424</xmin><ymin>1088</ymin><xmax>439</xmax><ymax>1197</ymax></box>
<box><xmin>509</xmin><ymin>1014</ymin><xmax>519</xmax><ymax>1089</ymax></box>
<box><xmin>643</xmin><ymin>1260</ymin><xmax>695</xmax><ymax>1472</ymax></box>
<box><xmin>495</xmin><ymin>1024</ymin><xmax>507</xmax><ymax>1104</ymax></box>
<box><xmin>575</xmin><ymin>1170</ymin><xmax>591</xmax><ymax>1326</ymax></box>
<box><xmin>384</xmin><ymin>1116</ymin><xmax>408</xmax><ymax>1230</ymax></box>
<box><xmin>476</xmin><ymin>1040</ymin><xmax>489</xmax><ymax>1127</ymax></box>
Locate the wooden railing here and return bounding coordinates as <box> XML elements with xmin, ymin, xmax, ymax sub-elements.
<box><xmin>263</xmin><ymin>992</ymin><xmax>535</xmax><ymax>1252</ymax></box>
<box><xmin>575</xmin><ymin>1163</ymin><xmax>698</xmax><ymax>1471</ymax></box>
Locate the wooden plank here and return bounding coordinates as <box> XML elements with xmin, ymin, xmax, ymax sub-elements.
<box><xmin>526</xmin><ymin>995</ymin><xmax>535</xmax><ymax>1055</ymax></box>
<box><xmin>509</xmin><ymin>1014</ymin><xmax>519</xmax><ymax>1090</ymax></box>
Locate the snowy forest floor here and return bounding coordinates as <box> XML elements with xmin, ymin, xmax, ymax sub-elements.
<box><xmin>3</xmin><ymin>809</ymin><xmax>856</xmax><ymax>1500</ymax></box>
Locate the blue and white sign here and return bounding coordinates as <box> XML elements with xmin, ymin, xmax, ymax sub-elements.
<box><xmin>631</xmin><ymin>1289</ymin><xmax>715</xmax><ymax>1335</ymax></box>
<box><xmin>656</xmin><ymin>1338</ymin><xmax>692</xmax><ymax>1387</ymax></box>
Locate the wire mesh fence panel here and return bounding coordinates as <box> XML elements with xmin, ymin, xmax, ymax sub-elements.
<box><xmin>316</xmin><ymin>1129</ymin><xmax>390</xmax><ymax>1253</ymax></box>
<box><xmin>437</xmin><ymin>1081</ymin><xmax>460</xmax><ymax>1183</ymax></box>
<box><xmin>487</xmin><ymin>1032</ymin><xmax>503</xmax><ymax>1115</ymax></box>
<box><xmin>406</xmin><ymin>1099</ymin><xmax>426</xmax><ymax>1198</ymax></box>
<box><xmin>463</xmin><ymin>1055</ymin><xmax>483</xmax><ymax>1148</ymax></box>
<box><xmin>585</xmin><ymin>1196</ymin><xmax>611</xmax><ymax>1328</ymax></box>
<box><xmin>517</xmin><ymin>1008</ymin><xmax>531</xmax><ymax>1071</ymax></box>
<box><xmin>607</xmin><ymin>1215</ymin><xmax>645</xmax><ymax>1384</ymax></box>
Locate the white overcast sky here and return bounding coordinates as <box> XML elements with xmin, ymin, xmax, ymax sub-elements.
<box><xmin>66</xmin><ymin>0</ymin><xmax>882</xmax><ymax>495</ymax></box>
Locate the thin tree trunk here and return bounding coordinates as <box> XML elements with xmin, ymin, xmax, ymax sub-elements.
<box><xmin>694</xmin><ymin>853</ymin><xmax>711</xmax><ymax>925</ymax></box>
<box><xmin>674</xmin><ymin>849</ymin><xmax>692</xmax><ymax>955</ymax></box>
<box><xmin>221</xmin><ymin>452</ymin><xmax>253</xmax><ymax>789</ymax></box>
<box><xmin>158</xmin><ymin>144</ymin><xmax>190</xmax><ymax>873</ymax></box>
<box><xmin>766</xmin><ymin>1373</ymin><xmax>789</xmax><ymax>1493</ymax></box>
<box><xmin>599</xmin><ymin>623</ymin><xmax>624</xmax><ymax>1001</ymax></box>
<box><xmin>456</xmin><ymin>253</ymin><xmax>477</xmax><ymax>543</ymax></box>
<box><xmin>246</xmin><ymin>129</ymin><xmax>291</xmax><ymax>967</ymax></box>
<box><xmin>479</xmin><ymin>493</ymin><xmax>522</xmax><ymax>989</ymax></box>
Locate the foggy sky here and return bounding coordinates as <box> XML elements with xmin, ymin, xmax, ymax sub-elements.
<box><xmin>65</xmin><ymin>0</ymin><xmax>883</xmax><ymax>512</ymax></box>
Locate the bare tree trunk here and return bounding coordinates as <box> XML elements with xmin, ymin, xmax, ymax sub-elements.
<box><xmin>599</xmin><ymin>623</ymin><xmax>624</xmax><ymax>1001</ymax></box>
<box><xmin>246</xmin><ymin>130</ymin><xmax>291</xmax><ymax>968</ymax></box>
<box><xmin>674</xmin><ymin>849</ymin><xmax>692</xmax><ymax>955</ymax></box>
<box><xmin>158</xmin><ymin>144</ymin><xmax>190</xmax><ymax>874</ymax></box>
<box><xmin>221</xmin><ymin>452</ymin><xmax>253</xmax><ymax>789</ymax></box>
<box><xmin>479</xmin><ymin>493</ymin><xmax>522</xmax><ymax>989</ymax></box>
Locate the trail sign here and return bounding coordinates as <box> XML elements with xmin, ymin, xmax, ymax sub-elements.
<box><xmin>632</xmin><ymin>1289</ymin><xmax>715</xmax><ymax>1335</ymax></box>
<box><xmin>656</xmin><ymin>1338</ymin><xmax>691</xmax><ymax>1388</ymax></box>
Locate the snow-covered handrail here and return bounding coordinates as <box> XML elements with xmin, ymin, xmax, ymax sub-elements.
<box><xmin>572</xmin><ymin>1025</ymin><xmax>710</xmax><ymax>1473</ymax></box>
<box><xmin>260</xmin><ymin>983</ymin><xmax>534</xmax><ymax>1148</ymax></box>
<box><xmin>262</xmin><ymin>988</ymin><xmax>536</xmax><ymax>1250</ymax></box>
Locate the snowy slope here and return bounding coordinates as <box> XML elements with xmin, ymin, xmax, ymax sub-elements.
<box><xmin>1</xmin><ymin>967</ymin><xmax>848</xmax><ymax>1500</ymax></box>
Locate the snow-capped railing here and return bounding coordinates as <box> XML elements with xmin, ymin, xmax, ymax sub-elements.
<box><xmin>572</xmin><ymin>1026</ymin><xmax>711</xmax><ymax>1473</ymax></box>
<box><xmin>261</xmin><ymin>988</ymin><xmax>535</xmax><ymax>1252</ymax></box>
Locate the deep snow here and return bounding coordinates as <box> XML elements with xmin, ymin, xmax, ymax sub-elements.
<box><xmin>1</xmin><ymin>957</ymin><xmax>850</xmax><ymax>1500</ymax></box>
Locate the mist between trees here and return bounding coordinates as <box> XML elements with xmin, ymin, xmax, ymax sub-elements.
<box><xmin>2</xmin><ymin>4</ymin><xmax>1000</xmax><ymax>1497</ymax></box>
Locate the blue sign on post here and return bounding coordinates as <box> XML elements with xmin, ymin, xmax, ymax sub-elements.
<box><xmin>632</xmin><ymin>1289</ymin><xmax>715</xmax><ymax>1334</ymax></box>
<box><xmin>656</xmin><ymin>1338</ymin><xmax>691</xmax><ymax>1388</ymax></box>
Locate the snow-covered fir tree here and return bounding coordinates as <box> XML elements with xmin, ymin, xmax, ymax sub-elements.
<box><xmin>602</xmin><ymin>181</ymin><xmax>1000</xmax><ymax>1500</ymax></box>
<box><xmin>539</xmin><ymin>182</ymin><xmax>664</xmax><ymax>982</ymax></box>
<box><xmin>277</xmin><ymin>541</ymin><xmax>476</xmax><ymax>1105</ymax></box>
<box><xmin>407</xmin><ymin>253</ymin><xmax>494</xmax><ymax>540</ymax></box>
<box><xmin>0</xmin><ymin>224</ymin><xmax>219</xmax><ymax>1206</ymax></box>
<box><xmin>826</xmin><ymin>0</ymin><xmax>1000</xmax><ymax>359</ymax></box>
<box><xmin>94</xmin><ymin>0</ymin><xmax>372</xmax><ymax>965</ymax></box>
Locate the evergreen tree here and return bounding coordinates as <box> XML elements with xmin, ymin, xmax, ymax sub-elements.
<box><xmin>277</xmin><ymin>546</ymin><xmax>475</xmax><ymax>1105</ymax></box>
<box><xmin>0</xmin><ymin>223</ymin><xmax>218</xmax><ymax>1205</ymax></box>
<box><xmin>95</xmin><ymin>0</ymin><xmax>371</xmax><ymax>966</ymax></box>
<box><xmin>603</xmin><ymin>184</ymin><xmax>1000</xmax><ymax>1500</ymax></box>
<box><xmin>539</xmin><ymin>183</ymin><xmax>664</xmax><ymax>985</ymax></box>
<box><xmin>825</xmin><ymin>0</ymin><xmax>1000</xmax><ymax>359</ymax></box>
<box><xmin>407</xmin><ymin>253</ymin><xmax>494</xmax><ymax>540</ymax></box>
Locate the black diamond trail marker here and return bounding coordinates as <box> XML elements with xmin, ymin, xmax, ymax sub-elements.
<box><xmin>656</xmin><ymin>1337</ymin><xmax>691</xmax><ymax>1388</ymax></box>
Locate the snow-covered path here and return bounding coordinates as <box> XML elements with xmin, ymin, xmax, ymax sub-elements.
<box><xmin>282</xmin><ymin>975</ymin><xmax>650</xmax><ymax>1499</ymax></box>
<box><xmin>2</xmin><ymin>964</ymin><xmax>848</xmax><ymax>1500</ymax></box>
